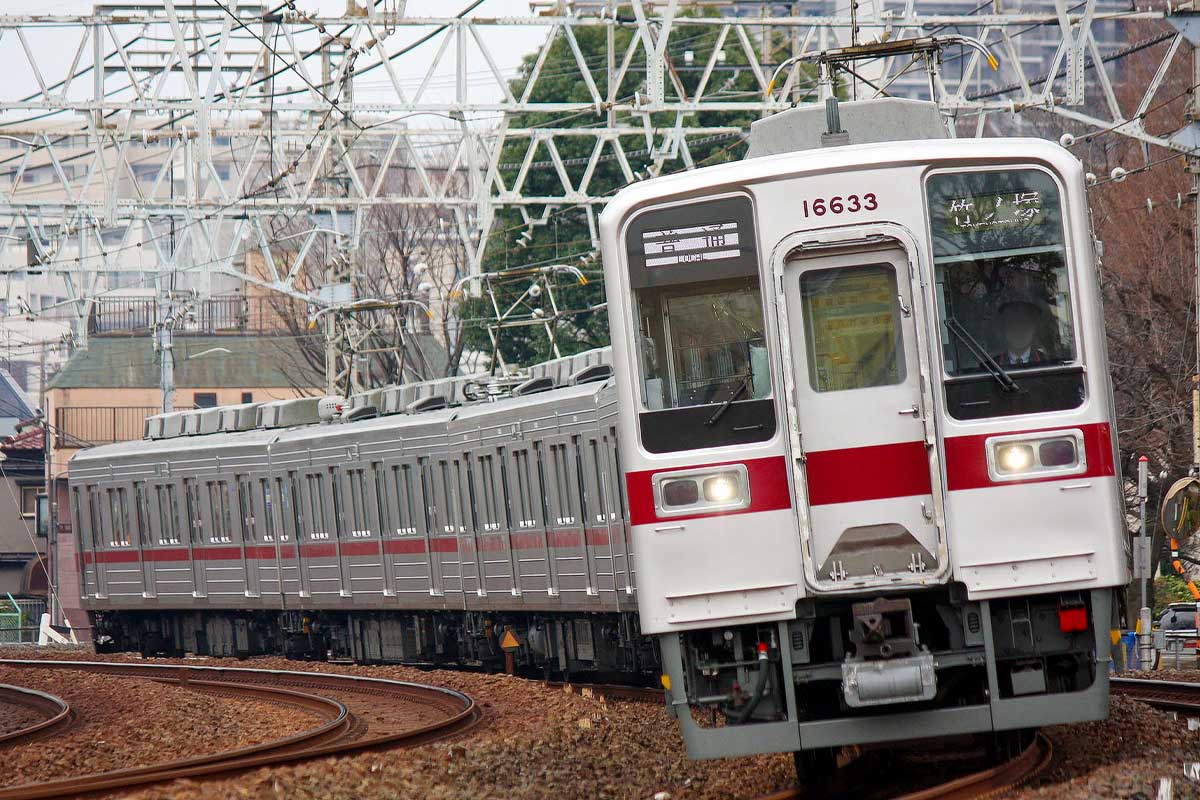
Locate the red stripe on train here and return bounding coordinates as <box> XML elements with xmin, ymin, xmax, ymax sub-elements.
<box><xmin>626</xmin><ymin>455</ymin><xmax>792</xmax><ymax>526</ymax></box>
<box><xmin>805</xmin><ymin>440</ymin><xmax>932</xmax><ymax>506</ymax></box>
<box><xmin>943</xmin><ymin>421</ymin><xmax>1116</xmax><ymax>491</ymax></box>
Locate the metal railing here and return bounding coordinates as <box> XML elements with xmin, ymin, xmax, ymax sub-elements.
<box><xmin>90</xmin><ymin>295</ymin><xmax>298</xmax><ymax>336</ymax></box>
<box><xmin>0</xmin><ymin>596</ymin><xmax>45</xmax><ymax>644</ymax></box>
<box><xmin>54</xmin><ymin>406</ymin><xmax>158</xmax><ymax>448</ymax></box>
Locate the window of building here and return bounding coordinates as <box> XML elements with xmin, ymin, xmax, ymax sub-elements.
<box><xmin>194</xmin><ymin>392</ymin><xmax>218</xmax><ymax>408</ymax></box>
<box><xmin>20</xmin><ymin>485</ymin><xmax>38</xmax><ymax>519</ymax></box>
<box><xmin>241</xmin><ymin>392</ymin><xmax>253</xmax><ymax>403</ymax></box>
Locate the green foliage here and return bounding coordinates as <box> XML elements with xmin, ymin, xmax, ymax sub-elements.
<box><xmin>463</xmin><ymin>10</ymin><xmax>777</xmax><ymax>367</ymax></box>
<box><xmin>1153</xmin><ymin>573</ymin><xmax>1197</xmax><ymax>616</ymax></box>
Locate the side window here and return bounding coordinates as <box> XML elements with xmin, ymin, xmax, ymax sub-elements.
<box><xmin>392</xmin><ymin>464</ymin><xmax>419</xmax><ymax>536</ymax></box>
<box><xmin>207</xmin><ymin>480</ymin><xmax>232</xmax><ymax>543</ymax></box>
<box><xmin>476</xmin><ymin>454</ymin><xmax>501</xmax><ymax>532</ymax></box>
<box><xmin>511</xmin><ymin>448</ymin><xmax>536</xmax><ymax>529</ymax></box>
<box><xmin>288</xmin><ymin>473</ymin><xmax>304</xmax><ymax>541</ymax></box>
<box><xmin>238</xmin><ymin>477</ymin><xmax>254</xmax><ymax>542</ymax></box>
<box><xmin>184</xmin><ymin>479</ymin><xmax>203</xmax><ymax>544</ymax></box>
<box><xmin>87</xmin><ymin>487</ymin><xmax>103</xmax><ymax>548</ymax></box>
<box><xmin>458</xmin><ymin>458</ymin><xmax>476</xmax><ymax>535</ymax></box>
<box><xmin>329</xmin><ymin>469</ymin><xmax>344</xmax><ymax>539</ymax></box>
<box><xmin>259</xmin><ymin>479</ymin><xmax>276</xmax><ymax>543</ymax></box>
<box><xmin>305</xmin><ymin>473</ymin><xmax>328</xmax><ymax>540</ymax></box>
<box><xmin>133</xmin><ymin>482</ymin><xmax>150</xmax><ymax>546</ymax></box>
<box><xmin>799</xmin><ymin>264</ymin><xmax>905</xmax><ymax>392</ymax></box>
<box><xmin>157</xmin><ymin>485</ymin><xmax>180</xmax><ymax>545</ymax></box>
<box><xmin>348</xmin><ymin>468</ymin><xmax>372</xmax><ymax>537</ymax></box>
<box><xmin>107</xmin><ymin>488</ymin><xmax>130</xmax><ymax>547</ymax></box>
<box><xmin>70</xmin><ymin>487</ymin><xmax>86</xmax><ymax>548</ymax></box>
<box><xmin>375</xmin><ymin>463</ymin><xmax>395</xmax><ymax>536</ymax></box>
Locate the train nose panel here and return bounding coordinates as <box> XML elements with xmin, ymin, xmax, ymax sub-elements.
<box><xmin>780</xmin><ymin>239</ymin><xmax>949</xmax><ymax>591</ymax></box>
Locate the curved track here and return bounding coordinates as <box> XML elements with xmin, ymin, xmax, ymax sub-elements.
<box><xmin>0</xmin><ymin>659</ymin><xmax>481</xmax><ymax>800</ymax></box>
<box><xmin>758</xmin><ymin>732</ymin><xmax>1053</xmax><ymax>800</ymax></box>
<box><xmin>0</xmin><ymin>683</ymin><xmax>73</xmax><ymax>747</ymax></box>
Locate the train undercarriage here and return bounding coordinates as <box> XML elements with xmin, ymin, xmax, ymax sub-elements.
<box><xmin>91</xmin><ymin>607</ymin><xmax>659</xmax><ymax>679</ymax></box>
<box><xmin>661</xmin><ymin>585</ymin><xmax>1119</xmax><ymax>762</ymax></box>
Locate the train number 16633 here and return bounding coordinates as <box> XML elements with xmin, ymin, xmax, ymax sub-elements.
<box><xmin>801</xmin><ymin>193</ymin><xmax>878</xmax><ymax>217</ymax></box>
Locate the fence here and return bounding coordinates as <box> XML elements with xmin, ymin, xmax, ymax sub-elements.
<box><xmin>55</xmin><ymin>405</ymin><xmax>158</xmax><ymax>448</ymax></box>
<box><xmin>89</xmin><ymin>295</ymin><xmax>297</xmax><ymax>336</ymax></box>
<box><xmin>0</xmin><ymin>596</ymin><xmax>45</xmax><ymax>644</ymax></box>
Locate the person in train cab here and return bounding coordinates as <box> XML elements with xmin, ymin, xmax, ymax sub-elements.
<box><xmin>992</xmin><ymin>288</ymin><xmax>1050</xmax><ymax>367</ymax></box>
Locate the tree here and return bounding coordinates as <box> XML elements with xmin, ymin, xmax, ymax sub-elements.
<box><xmin>461</xmin><ymin>9</ymin><xmax>770</xmax><ymax>368</ymax></box>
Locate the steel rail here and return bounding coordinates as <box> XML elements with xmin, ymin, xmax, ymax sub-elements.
<box><xmin>1111</xmin><ymin>676</ymin><xmax>1200</xmax><ymax>713</ymax></box>
<box><xmin>0</xmin><ymin>683</ymin><xmax>73</xmax><ymax>746</ymax></box>
<box><xmin>757</xmin><ymin>732</ymin><xmax>1053</xmax><ymax>800</ymax></box>
<box><xmin>0</xmin><ymin>659</ymin><xmax>480</xmax><ymax>800</ymax></box>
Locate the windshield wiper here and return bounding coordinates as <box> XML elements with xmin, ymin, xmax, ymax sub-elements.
<box><xmin>944</xmin><ymin>317</ymin><xmax>1020</xmax><ymax>393</ymax></box>
<box><xmin>705</xmin><ymin>374</ymin><xmax>752</xmax><ymax>426</ymax></box>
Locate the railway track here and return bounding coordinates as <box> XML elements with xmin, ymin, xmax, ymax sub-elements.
<box><xmin>0</xmin><ymin>683</ymin><xmax>73</xmax><ymax>747</ymax></box>
<box><xmin>1111</xmin><ymin>676</ymin><xmax>1200</xmax><ymax>713</ymax></box>
<box><xmin>756</xmin><ymin>732</ymin><xmax>1053</xmax><ymax>800</ymax></box>
<box><xmin>0</xmin><ymin>659</ymin><xmax>481</xmax><ymax>800</ymax></box>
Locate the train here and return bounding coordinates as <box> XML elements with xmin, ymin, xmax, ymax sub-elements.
<box><xmin>68</xmin><ymin>94</ymin><xmax>1127</xmax><ymax>776</ymax></box>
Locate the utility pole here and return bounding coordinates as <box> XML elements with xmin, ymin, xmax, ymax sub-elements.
<box><xmin>1138</xmin><ymin>455</ymin><xmax>1153</xmax><ymax>669</ymax></box>
<box><xmin>153</xmin><ymin>294</ymin><xmax>177</xmax><ymax>414</ymax></box>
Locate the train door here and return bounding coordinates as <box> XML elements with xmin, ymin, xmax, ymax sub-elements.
<box><xmin>278</xmin><ymin>474</ymin><xmax>306</xmax><ymax>599</ymax></box>
<box><xmin>782</xmin><ymin>243</ymin><xmax>946</xmax><ymax>591</ymax></box>
<box><xmin>182</xmin><ymin>478</ymin><xmax>207</xmax><ymax>597</ymax></box>
<box><xmin>82</xmin><ymin>485</ymin><xmax>106</xmax><ymax>597</ymax></box>
<box><xmin>236</xmin><ymin>476</ymin><xmax>260</xmax><ymax>598</ymax></box>
<box><xmin>252</xmin><ymin>476</ymin><xmax>283</xmax><ymax>603</ymax></box>
<box><xmin>419</xmin><ymin>457</ymin><xmax>444</xmax><ymax>598</ymax></box>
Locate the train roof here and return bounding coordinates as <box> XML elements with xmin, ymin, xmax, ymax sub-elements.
<box><xmin>598</xmin><ymin>137</ymin><xmax>1081</xmax><ymax>227</ymax></box>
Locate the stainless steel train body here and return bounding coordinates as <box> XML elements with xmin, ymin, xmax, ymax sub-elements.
<box><xmin>69</xmin><ymin>358</ymin><xmax>650</xmax><ymax>673</ymax></box>
<box><xmin>598</xmin><ymin>119</ymin><xmax>1126</xmax><ymax>761</ymax></box>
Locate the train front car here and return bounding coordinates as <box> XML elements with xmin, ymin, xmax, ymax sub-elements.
<box><xmin>598</xmin><ymin>99</ymin><xmax>1126</xmax><ymax>769</ymax></box>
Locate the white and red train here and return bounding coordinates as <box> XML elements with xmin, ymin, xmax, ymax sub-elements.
<box><xmin>69</xmin><ymin>95</ymin><xmax>1126</xmax><ymax>770</ymax></box>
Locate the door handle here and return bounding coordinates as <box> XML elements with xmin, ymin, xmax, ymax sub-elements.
<box><xmin>898</xmin><ymin>404</ymin><xmax>920</xmax><ymax>417</ymax></box>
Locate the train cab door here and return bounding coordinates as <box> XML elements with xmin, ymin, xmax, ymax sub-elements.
<box><xmin>782</xmin><ymin>242</ymin><xmax>947</xmax><ymax>591</ymax></box>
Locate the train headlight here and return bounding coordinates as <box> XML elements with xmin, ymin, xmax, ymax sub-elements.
<box><xmin>987</xmin><ymin>431</ymin><xmax>1085</xmax><ymax>481</ymax></box>
<box><xmin>703</xmin><ymin>473</ymin><xmax>739</xmax><ymax>503</ymax></box>
<box><xmin>997</xmin><ymin>444</ymin><xmax>1035</xmax><ymax>474</ymax></box>
<box><xmin>653</xmin><ymin>465</ymin><xmax>750</xmax><ymax>516</ymax></box>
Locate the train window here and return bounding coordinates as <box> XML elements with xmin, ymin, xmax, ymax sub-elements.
<box><xmin>238</xmin><ymin>477</ymin><xmax>254</xmax><ymax>542</ymax></box>
<box><xmin>286</xmin><ymin>474</ymin><xmax>303</xmax><ymax>542</ymax></box>
<box><xmin>133</xmin><ymin>482</ymin><xmax>150</xmax><ymax>546</ymax></box>
<box><xmin>800</xmin><ymin>265</ymin><xmax>905</xmax><ymax>392</ymax></box>
<box><xmin>107</xmin><ymin>488</ymin><xmax>130</xmax><ymax>547</ymax></box>
<box><xmin>475</xmin><ymin>454</ymin><xmax>501</xmax><ymax>532</ymax></box>
<box><xmin>459</xmin><ymin>458</ymin><xmax>478</xmax><ymax>534</ymax></box>
<box><xmin>496</xmin><ymin>449</ymin><xmax>514</xmax><ymax>531</ymax></box>
<box><xmin>184</xmin><ymin>479</ymin><xmax>203</xmax><ymax>544</ymax></box>
<box><xmin>396</xmin><ymin>464</ymin><xmax>420</xmax><ymax>535</ymax></box>
<box><xmin>207</xmin><ymin>481</ymin><xmax>233</xmax><ymax>543</ymax></box>
<box><xmin>259</xmin><ymin>479</ymin><xmax>276</xmax><ymax>542</ymax></box>
<box><xmin>347</xmin><ymin>469</ymin><xmax>372</xmax><ymax>537</ymax></box>
<box><xmin>87</xmin><ymin>487</ymin><xmax>103</xmax><ymax>548</ymax></box>
<box><xmin>625</xmin><ymin>196</ymin><xmax>775</xmax><ymax>453</ymax></box>
<box><xmin>547</xmin><ymin>442</ymin><xmax>578</xmax><ymax>526</ymax></box>
<box><xmin>156</xmin><ymin>485</ymin><xmax>180</xmax><ymax>544</ymax></box>
<box><xmin>70</xmin><ymin>487</ymin><xmax>85</xmax><ymax>549</ymax></box>
<box><xmin>927</xmin><ymin>168</ymin><xmax>1083</xmax><ymax>420</ymax></box>
<box><xmin>305</xmin><ymin>473</ymin><xmax>329</xmax><ymax>539</ymax></box>
<box><xmin>330</xmin><ymin>469</ymin><xmax>345</xmax><ymax>539</ymax></box>
<box><xmin>511</xmin><ymin>448</ymin><xmax>538</xmax><ymax>529</ymax></box>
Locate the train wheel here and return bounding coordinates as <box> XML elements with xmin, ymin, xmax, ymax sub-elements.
<box><xmin>793</xmin><ymin>746</ymin><xmax>838</xmax><ymax>784</ymax></box>
<box><xmin>987</xmin><ymin>728</ymin><xmax>1034</xmax><ymax>763</ymax></box>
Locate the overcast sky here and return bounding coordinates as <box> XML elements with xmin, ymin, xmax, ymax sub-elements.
<box><xmin>1</xmin><ymin>1</ymin><xmax>549</xmax><ymax>125</ymax></box>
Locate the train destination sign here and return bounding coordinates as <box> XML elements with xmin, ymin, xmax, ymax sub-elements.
<box><xmin>942</xmin><ymin>190</ymin><xmax>1045</xmax><ymax>234</ymax></box>
<box><xmin>641</xmin><ymin>221</ymin><xmax>741</xmax><ymax>267</ymax></box>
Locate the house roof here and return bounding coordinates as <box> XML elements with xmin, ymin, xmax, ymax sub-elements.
<box><xmin>47</xmin><ymin>333</ymin><xmax>451</xmax><ymax>391</ymax></box>
<box><xmin>48</xmin><ymin>335</ymin><xmax>321</xmax><ymax>390</ymax></box>
<box><xmin>0</xmin><ymin>369</ymin><xmax>35</xmax><ymax>438</ymax></box>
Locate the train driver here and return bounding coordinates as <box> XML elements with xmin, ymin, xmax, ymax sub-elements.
<box><xmin>992</xmin><ymin>288</ymin><xmax>1050</xmax><ymax>368</ymax></box>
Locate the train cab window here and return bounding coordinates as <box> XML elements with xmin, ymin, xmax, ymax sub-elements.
<box><xmin>625</xmin><ymin>195</ymin><xmax>775</xmax><ymax>453</ymax></box>
<box><xmin>800</xmin><ymin>265</ymin><xmax>906</xmax><ymax>392</ymax></box>
<box><xmin>927</xmin><ymin>169</ymin><xmax>1083</xmax><ymax>420</ymax></box>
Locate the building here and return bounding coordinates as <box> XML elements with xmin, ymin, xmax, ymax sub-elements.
<box><xmin>0</xmin><ymin>418</ymin><xmax>47</xmax><ymax>600</ymax></box>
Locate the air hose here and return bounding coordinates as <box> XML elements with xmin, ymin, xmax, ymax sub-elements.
<box><xmin>730</xmin><ymin>644</ymin><xmax>771</xmax><ymax>724</ymax></box>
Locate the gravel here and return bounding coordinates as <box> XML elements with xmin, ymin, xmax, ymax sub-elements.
<box><xmin>9</xmin><ymin>648</ymin><xmax>1200</xmax><ymax>799</ymax></box>
<box><xmin>0</xmin><ymin>664</ymin><xmax>315</xmax><ymax>788</ymax></box>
